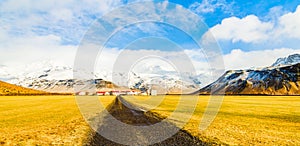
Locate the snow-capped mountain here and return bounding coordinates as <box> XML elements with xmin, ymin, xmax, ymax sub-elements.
<box><xmin>0</xmin><ymin>60</ymin><xmax>115</xmax><ymax>93</ymax></box>
<box><xmin>272</xmin><ymin>54</ymin><xmax>300</xmax><ymax>67</ymax></box>
<box><xmin>125</xmin><ymin>64</ymin><xmax>213</xmax><ymax>94</ymax></box>
<box><xmin>0</xmin><ymin>60</ymin><xmax>207</xmax><ymax>94</ymax></box>
<box><xmin>198</xmin><ymin>54</ymin><xmax>300</xmax><ymax>95</ymax></box>
<box><xmin>5</xmin><ymin>60</ymin><xmax>73</xmax><ymax>92</ymax></box>
<box><xmin>128</xmin><ymin>71</ymin><xmax>203</xmax><ymax>94</ymax></box>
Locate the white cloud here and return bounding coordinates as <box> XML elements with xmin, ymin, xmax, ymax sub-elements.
<box><xmin>99</xmin><ymin>1</ymin><xmax>204</xmax><ymax>36</ymax></box>
<box><xmin>277</xmin><ymin>5</ymin><xmax>300</xmax><ymax>38</ymax></box>
<box><xmin>189</xmin><ymin>0</ymin><xmax>215</xmax><ymax>13</ymax></box>
<box><xmin>0</xmin><ymin>0</ymin><xmax>121</xmax><ymax>16</ymax></box>
<box><xmin>265</xmin><ymin>6</ymin><xmax>286</xmax><ymax>22</ymax></box>
<box><xmin>0</xmin><ymin>0</ymin><xmax>206</xmax><ymax>70</ymax></box>
<box><xmin>209</xmin><ymin>15</ymin><xmax>273</xmax><ymax>43</ymax></box>
<box><xmin>0</xmin><ymin>0</ymin><xmax>125</xmax><ymax>66</ymax></box>
<box><xmin>0</xmin><ymin>34</ymin><xmax>77</xmax><ymax>66</ymax></box>
<box><xmin>224</xmin><ymin>48</ymin><xmax>300</xmax><ymax>70</ymax></box>
<box><xmin>209</xmin><ymin>5</ymin><xmax>300</xmax><ymax>43</ymax></box>
<box><xmin>94</xmin><ymin>48</ymin><xmax>204</xmax><ymax>73</ymax></box>
<box><xmin>0</xmin><ymin>0</ymin><xmax>124</xmax><ymax>44</ymax></box>
<box><xmin>184</xmin><ymin>48</ymin><xmax>300</xmax><ymax>72</ymax></box>
<box><xmin>189</xmin><ymin>0</ymin><xmax>233</xmax><ymax>14</ymax></box>
<box><xmin>49</xmin><ymin>8</ymin><xmax>73</xmax><ymax>22</ymax></box>
<box><xmin>1</xmin><ymin>0</ymin><xmax>300</xmax><ymax>78</ymax></box>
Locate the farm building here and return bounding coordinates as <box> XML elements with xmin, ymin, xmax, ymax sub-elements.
<box><xmin>76</xmin><ymin>91</ymin><xmax>87</xmax><ymax>96</ymax></box>
<box><xmin>96</xmin><ymin>90</ymin><xmax>141</xmax><ymax>96</ymax></box>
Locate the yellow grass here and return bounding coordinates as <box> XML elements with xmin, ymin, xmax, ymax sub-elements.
<box><xmin>124</xmin><ymin>95</ymin><xmax>300</xmax><ymax>145</ymax></box>
<box><xmin>2</xmin><ymin>95</ymin><xmax>299</xmax><ymax>145</ymax></box>
<box><xmin>0</xmin><ymin>81</ymin><xmax>47</xmax><ymax>95</ymax></box>
<box><xmin>0</xmin><ymin>95</ymin><xmax>115</xmax><ymax>145</ymax></box>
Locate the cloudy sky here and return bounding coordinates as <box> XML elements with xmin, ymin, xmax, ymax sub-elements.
<box><xmin>1</xmin><ymin>0</ymin><xmax>300</xmax><ymax>73</ymax></box>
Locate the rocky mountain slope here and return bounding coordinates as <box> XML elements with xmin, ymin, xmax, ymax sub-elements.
<box><xmin>198</xmin><ymin>54</ymin><xmax>300</xmax><ymax>95</ymax></box>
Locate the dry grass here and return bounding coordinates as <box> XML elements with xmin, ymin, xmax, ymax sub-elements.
<box><xmin>0</xmin><ymin>81</ymin><xmax>47</xmax><ymax>95</ymax></box>
<box><xmin>124</xmin><ymin>95</ymin><xmax>300</xmax><ymax>145</ymax></box>
<box><xmin>0</xmin><ymin>95</ymin><xmax>115</xmax><ymax>145</ymax></box>
<box><xmin>2</xmin><ymin>95</ymin><xmax>299</xmax><ymax>145</ymax></box>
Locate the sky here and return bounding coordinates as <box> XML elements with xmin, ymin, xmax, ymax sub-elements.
<box><xmin>1</xmin><ymin>0</ymin><xmax>300</xmax><ymax>73</ymax></box>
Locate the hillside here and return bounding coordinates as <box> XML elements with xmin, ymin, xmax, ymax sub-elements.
<box><xmin>198</xmin><ymin>63</ymin><xmax>300</xmax><ymax>95</ymax></box>
<box><xmin>0</xmin><ymin>80</ymin><xmax>49</xmax><ymax>95</ymax></box>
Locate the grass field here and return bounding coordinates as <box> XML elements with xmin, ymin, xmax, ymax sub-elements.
<box><xmin>1</xmin><ymin>95</ymin><xmax>299</xmax><ymax>145</ymax></box>
<box><xmin>124</xmin><ymin>95</ymin><xmax>300</xmax><ymax>145</ymax></box>
<box><xmin>0</xmin><ymin>96</ymin><xmax>115</xmax><ymax>145</ymax></box>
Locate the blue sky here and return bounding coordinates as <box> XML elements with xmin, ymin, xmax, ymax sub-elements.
<box><xmin>0</xmin><ymin>0</ymin><xmax>300</xmax><ymax>70</ymax></box>
<box><xmin>171</xmin><ymin>0</ymin><xmax>300</xmax><ymax>26</ymax></box>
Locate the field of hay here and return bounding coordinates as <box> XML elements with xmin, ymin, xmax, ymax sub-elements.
<box><xmin>0</xmin><ymin>96</ymin><xmax>115</xmax><ymax>145</ymax></box>
<box><xmin>1</xmin><ymin>95</ymin><xmax>299</xmax><ymax>145</ymax></box>
<box><xmin>124</xmin><ymin>95</ymin><xmax>300</xmax><ymax>145</ymax></box>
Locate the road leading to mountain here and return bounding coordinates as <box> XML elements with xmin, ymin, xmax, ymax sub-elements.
<box><xmin>88</xmin><ymin>95</ymin><xmax>207</xmax><ymax>146</ymax></box>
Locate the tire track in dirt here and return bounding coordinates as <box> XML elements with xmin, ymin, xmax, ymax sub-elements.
<box><xmin>88</xmin><ymin>95</ymin><xmax>208</xmax><ymax>146</ymax></box>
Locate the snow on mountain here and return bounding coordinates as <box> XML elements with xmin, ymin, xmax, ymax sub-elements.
<box><xmin>6</xmin><ymin>60</ymin><xmax>73</xmax><ymax>86</ymax></box>
<box><xmin>272</xmin><ymin>54</ymin><xmax>300</xmax><ymax>67</ymax></box>
<box><xmin>128</xmin><ymin>71</ymin><xmax>203</xmax><ymax>94</ymax></box>
<box><xmin>198</xmin><ymin>62</ymin><xmax>300</xmax><ymax>95</ymax></box>
<box><xmin>126</xmin><ymin>63</ymin><xmax>210</xmax><ymax>94</ymax></box>
<box><xmin>1</xmin><ymin>60</ymin><xmax>88</xmax><ymax>92</ymax></box>
<box><xmin>0</xmin><ymin>60</ymin><xmax>208</xmax><ymax>94</ymax></box>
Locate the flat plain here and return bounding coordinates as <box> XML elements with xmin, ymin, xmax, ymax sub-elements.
<box><xmin>1</xmin><ymin>95</ymin><xmax>299</xmax><ymax>145</ymax></box>
<box><xmin>124</xmin><ymin>95</ymin><xmax>300</xmax><ymax>145</ymax></box>
<box><xmin>0</xmin><ymin>96</ymin><xmax>115</xmax><ymax>145</ymax></box>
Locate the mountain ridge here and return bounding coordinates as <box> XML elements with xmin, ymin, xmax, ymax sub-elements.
<box><xmin>197</xmin><ymin>63</ymin><xmax>300</xmax><ymax>95</ymax></box>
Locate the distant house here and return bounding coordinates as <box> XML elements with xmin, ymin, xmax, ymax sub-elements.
<box><xmin>77</xmin><ymin>91</ymin><xmax>86</xmax><ymax>96</ymax></box>
<box><xmin>96</xmin><ymin>90</ymin><xmax>141</xmax><ymax>96</ymax></box>
<box><xmin>150</xmin><ymin>90</ymin><xmax>157</xmax><ymax>96</ymax></box>
<box><xmin>97</xmin><ymin>91</ymin><xmax>105</xmax><ymax>96</ymax></box>
<box><xmin>105</xmin><ymin>92</ymin><xmax>110</xmax><ymax>95</ymax></box>
<box><xmin>127</xmin><ymin>90</ymin><xmax>140</xmax><ymax>95</ymax></box>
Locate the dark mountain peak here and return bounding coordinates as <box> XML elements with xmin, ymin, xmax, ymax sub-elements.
<box><xmin>198</xmin><ymin>63</ymin><xmax>300</xmax><ymax>95</ymax></box>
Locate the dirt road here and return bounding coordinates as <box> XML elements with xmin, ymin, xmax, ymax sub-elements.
<box><xmin>88</xmin><ymin>95</ymin><xmax>207</xmax><ymax>146</ymax></box>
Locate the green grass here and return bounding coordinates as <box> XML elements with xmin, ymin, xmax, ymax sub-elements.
<box><xmin>124</xmin><ymin>95</ymin><xmax>300</xmax><ymax>145</ymax></box>
<box><xmin>0</xmin><ymin>96</ymin><xmax>115</xmax><ymax>145</ymax></box>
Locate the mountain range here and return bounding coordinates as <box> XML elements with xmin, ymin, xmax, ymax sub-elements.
<box><xmin>0</xmin><ymin>54</ymin><xmax>299</xmax><ymax>95</ymax></box>
<box><xmin>0</xmin><ymin>60</ymin><xmax>204</xmax><ymax>94</ymax></box>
